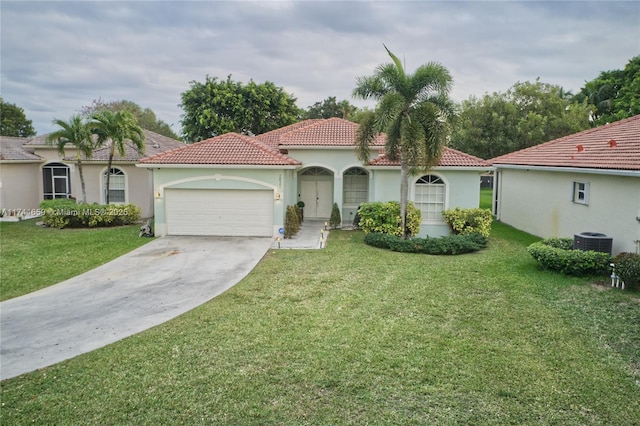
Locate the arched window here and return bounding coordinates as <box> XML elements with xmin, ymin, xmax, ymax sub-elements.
<box><xmin>103</xmin><ymin>168</ymin><xmax>126</xmax><ymax>203</ymax></box>
<box><xmin>415</xmin><ymin>175</ymin><xmax>445</xmax><ymax>221</ymax></box>
<box><xmin>42</xmin><ymin>163</ymin><xmax>71</xmax><ymax>199</ymax></box>
<box><xmin>301</xmin><ymin>167</ymin><xmax>332</xmax><ymax>176</ymax></box>
<box><xmin>343</xmin><ymin>167</ymin><xmax>368</xmax><ymax>205</ymax></box>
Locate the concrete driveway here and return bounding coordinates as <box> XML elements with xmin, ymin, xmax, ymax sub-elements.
<box><xmin>0</xmin><ymin>236</ymin><xmax>272</xmax><ymax>380</ymax></box>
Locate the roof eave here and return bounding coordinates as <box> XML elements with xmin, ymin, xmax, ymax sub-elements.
<box><xmin>493</xmin><ymin>163</ymin><xmax>640</xmax><ymax>177</ymax></box>
<box><xmin>0</xmin><ymin>159</ymin><xmax>45</xmax><ymax>163</ymax></box>
<box><xmin>135</xmin><ymin>163</ymin><xmax>300</xmax><ymax>169</ymax></box>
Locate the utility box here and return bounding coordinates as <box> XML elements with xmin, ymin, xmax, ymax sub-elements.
<box><xmin>573</xmin><ymin>232</ymin><xmax>613</xmax><ymax>255</ymax></box>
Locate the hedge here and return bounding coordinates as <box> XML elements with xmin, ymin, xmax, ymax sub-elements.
<box><xmin>357</xmin><ymin>201</ymin><xmax>421</xmax><ymax>237</ymax></box>
<box><xmin>364</xmin><ymin>232</ymin><xmax>488</xmax><ymax>255</ymax></box>
<box><xmin>613</xmin><ymin>252</ymin><xmax>640</xmax><ymax>290</ymax></box>
<box><xmin>527</xmin><ymin>238</ymin><xmax>610</xmax><ymax>276</ymax></box>
<box><xmin>442</xmin><ymin>207</ymin><xmax>493</xmax><ymax>238</ymax></box>
<box><xmin>39</xmin><ymin>200</ymin><xmax>141</xmax><ymax>229</ymax></box>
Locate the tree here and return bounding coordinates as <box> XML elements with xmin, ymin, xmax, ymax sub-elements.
<box><xmin>80</xmin><ymin>99</ymin><xmax>180</xmax><ymax>140</ymax></box>
<box><xmin>0</xmin><ymin>98</ymin><xmax>36</xmax><ymax>137</ymax></box>
<box><xmin>180</xmin><ymin>75</ymin><xmax>302</xmax><ymax>143</ymax></box>
<box><xmin>450</xmin><ymin>79</ymin><xmax>593</xmax><ymax>159</ymax></box>
<box><xmin>305</xmin><ymin>97</ymin><xmax>357</xmax><ymax>119</ymax></box>
<box><xmin>89</xmin><ymin>110</ymin><xmax>145</xmax><ymax>204</ymax></box>
<box><xmin>353</xmin><ymin>45</ymin><xmax>454</xmax><ymax>238</ymax></box>
<box><xmin>574</xmin><ymin>56</ymin><xmax>640</xmax><ymax>125</ymax></box>
<box><xmin>46</xmin><ymin>116</ymin><xmax>95</xmax><ymax>203</ymax></box>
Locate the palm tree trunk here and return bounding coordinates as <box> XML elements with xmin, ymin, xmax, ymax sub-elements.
<box><xmin>400</xmin><ymin>158</ymin><xmax>409</xmax><ymax>239</ymax></box>
<box><xmin>77</xmin><ymin>159</ymin><xmax>87</xmax><ymax>204</ymax></box>
<box><xmin>105</xmin><ymin>141</ymin><xmax>115</xmax><ymax>204</ymax></box>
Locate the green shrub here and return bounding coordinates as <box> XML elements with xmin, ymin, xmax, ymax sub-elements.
<box><xmin>527</xmin><ymin>238</ymin><xmax>611</xmax><ymax>276</ymax></box>
<box><xmin>613</xmin><ymin>252</ymin><xmax>640</xmax><ymax>290</ymax></box>
<box><xmin>364</xmin><ymin>232</ymin><xmax>488</xmax><ymax>255</ymax></box>
<box><xmin>40</xmin><ymin>201</ymin><xmax>141</xmax><ymax>229</ymax></box>
<box><xmin>442</xmin><ymin>207</ymin><xmax>493</xmax><ymax>238</ymax></box>
<box><xmin>329</xmin><ymin>203</ymin><xmax>341</xmax><ymax>229</ymax></box>
<box><xmin>358</xmin><ymin>201</ymin><xmax>421</xmax><ymax>237</ymax></box>
<box><xmin>284</xmin><ymin>205</ymin><xmax>300</xmax><ymax>239</ymax></box>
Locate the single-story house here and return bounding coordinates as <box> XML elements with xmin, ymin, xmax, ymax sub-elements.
<box><xmin>139</xmin><ymin>118</ymin><xmax>491</xmax><ymax>237</ymax></box>
<box><xmin>0</xmin><ymin>130</ymin><xmax>184</xmax><ymax>218</ymax></box>
<box><xmin>490</xmin><ymin>114</ymin><xmax>640</xmax><ymax>255</ymax></box>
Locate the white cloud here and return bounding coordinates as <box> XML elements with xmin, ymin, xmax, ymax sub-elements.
<box><xmin>1</xmin><ymin>0</ymin><xmax>638</xmax><ymax>136</ymax></box>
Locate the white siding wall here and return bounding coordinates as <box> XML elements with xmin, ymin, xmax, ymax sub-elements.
<box><xmin>496</xmin><ymin>168</ymin><xmax>640</xmax><ymax>255</ymax></box>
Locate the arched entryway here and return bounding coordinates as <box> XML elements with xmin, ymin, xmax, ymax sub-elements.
<box><xmin>298</xmin><ymin>167</ymin><xmax>333</xmax><ymax>219</ymax></box>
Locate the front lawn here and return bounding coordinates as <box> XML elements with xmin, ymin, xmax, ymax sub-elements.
<box><xmin>0</xmin><ymin>219</ymin><xmax>152</xmax><ymax>301</ymax></box>
<box><xmin>1</xmin><ymin>223</ymin><xmax>639</xmax><ymax>424</ymax></box>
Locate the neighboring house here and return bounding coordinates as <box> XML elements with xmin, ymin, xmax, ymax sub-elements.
<box><xmin>139</xmin><ymin>118</ymin><xmax>490</xmax><ymax>237</ymax></box>
<box><xmin>0</xmin><ymin>130</ymin><xmax>184</xmax><ymax>218</ymax></box>
<box><xmin>490</xmin><ymin>114</ymin><xmax>640</xmax><ymax>255</ymax></box>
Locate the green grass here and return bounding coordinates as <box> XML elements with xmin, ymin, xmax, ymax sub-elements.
<box><xmin>0</xmin><ymin>219</ymin><xmax>152</xmax><ymax>301</ymax></box>
<box><xmin>1</xmin><ymin>222</ymin><xmax>639</xmax><ymax>424</ymax></box>
<box><xmin>480</xmin><ymin>187</ymin><xmax>492</xmax><ymax>209</ymax></box>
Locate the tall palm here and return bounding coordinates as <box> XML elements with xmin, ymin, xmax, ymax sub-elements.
<box><xmin>90</xmin><ymin>110</ymin><xmax>145</xmax><ymax>204</ymax></box>
<box><xmin>353</xmin><ymin>45</ymin><xmax>454</xmax><ymax>237</ymax></box>
<box><xmin>46</xmin><ymin>115</ymin><xmax>94</xmax><ymax>203</ymax></box>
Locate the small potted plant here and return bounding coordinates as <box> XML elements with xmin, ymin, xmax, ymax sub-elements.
<box><xmin>296</xmin><ymin>201</ymin><xmax>305</xmax><ymax>222</ymax></box>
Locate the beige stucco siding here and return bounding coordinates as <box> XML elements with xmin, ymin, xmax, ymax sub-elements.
<box><xmin>0</xmin><ymin>163</ymin><xmax>41</xmax><ymax>213</ymax></box>
<box><xmin>495</xmin><ymin>168</ymin><xmax>640</xmax><ymax>255</ymax></box>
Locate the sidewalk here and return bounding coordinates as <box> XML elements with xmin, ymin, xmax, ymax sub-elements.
<box><xmin>272</xmin><ymin>220</ymin><xmax>330</xmax><ymax>249</ymax></box>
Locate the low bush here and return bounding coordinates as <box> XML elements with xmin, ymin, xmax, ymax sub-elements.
<box><xmin>442</xmin><ymin>207</ymin><xmax>493</xmax><ymax>238</ymax></box>
<box><xmin>527</xmin><ymin>238</ymin><xmax>610</xmax><ymax>276</ymax></box>
<box><xmin>364</xmin><ymin>232</ymin><xmax>488</xmax><ymax>255</ymax></box>
<box><xmin>329</xmin><ymin>202</ymin><xmax>341</xmax><ymax>229</ymax></box>
<box><xmin>284</xmin><ymin>205</ymin><xmax>300</xmax><ymax>239</ymax></box>
<box><xmin>357</xmin><ymin>201</ymin><xmax>421</xmax><ymax>237</ymax></box>
<box><xmin>40</xmin><ymin>200</ymin><xmax>141</xmax><ymax>229</ymax></box>
<box><xmin>613</xmin><ymin>252</ymin><xmax>640</xmax><ymax>290</ymax></box>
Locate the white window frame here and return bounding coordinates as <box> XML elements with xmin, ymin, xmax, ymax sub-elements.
<box><xmin>42</xmin><ymin>163</ymin><xmax>71</xmax><ymax>200</ymax></box>
<box><xmin>102</xmin><ymin>167</ymin><xmax>127</xmax><ymax>204</ymax></box>
<box><xmin>413</xmin><ymin>174</ymin><xmax>448</xmax><ymax>223</ymax></box>
<box><xmin>343</xmin><ymin>167</ymin><xmax>368</xmax><ymax>206</ymax></box>
<box><xmin>572</xmin><ymin>181</ymin><xmax>589</xmax><ymax>205</ymax></box>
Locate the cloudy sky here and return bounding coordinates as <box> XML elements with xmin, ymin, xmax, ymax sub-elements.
<box><xmin>2</xmin><ymin>1</ymin><xmax>639</xmax><ymax>136</ymax></box>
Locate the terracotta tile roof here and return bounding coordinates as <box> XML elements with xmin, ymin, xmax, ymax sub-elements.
<box><xmin>490</xmin><ymin>115</ymin><xmax>640</xmax><ymax>171</ymax></box>
<box><xmin>0</xmin><ymin>136</ymin><xmax>42</xmax><ymax>161</ymax></box>
<box><xmin>274</xmin><ymin>117</ymin><xmax>386</xmax><ymax>147</ymax></box>
<box><xmin>369</xmin><ymin>147</ymin><xmax>491</xmax><ymax>167</ymax></box>
<box><xmin>140</xmin><ymin>132</ymin><xmax>301</xmax><ymax>166</ymax></box>
<box><xmin>83</xmin><ymin>129</ymin><xmax>185</xmax><ymax>162</ymax></box>
<box><xmin>255</xmin><ymin>119</ymin><xmax>323</xmax><ymax>149</ymax></box>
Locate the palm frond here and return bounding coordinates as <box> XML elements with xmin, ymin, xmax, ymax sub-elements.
<box><xmin>354</xmin><ymin>110</ymin><xmax>378</xmax><ymax>163</ymax></box>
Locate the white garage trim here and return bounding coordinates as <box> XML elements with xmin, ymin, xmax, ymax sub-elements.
<box><xmin>165</xmin><ymin>189</ymin><xmax>273</xmax><ymax>237</ymax></box>
<box><xmin>158</xmin><ymin>175</ymin><xmax>278</xmax><ymax>197</ymax></box>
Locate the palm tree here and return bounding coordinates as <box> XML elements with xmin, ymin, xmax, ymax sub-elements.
<box><xmin>90</xmin><ymin>110</ymin><xmax>145</xmax><ymax>204</ymax></box>
<box><xmin>46</xmin><ymin>115</ymin><xmax>94</xmax><ymax>203</ymax></box>
<box><xmin>353</xmin><ymin>45</ymin><xmax>454</xmax><ymax>237</ymax></box>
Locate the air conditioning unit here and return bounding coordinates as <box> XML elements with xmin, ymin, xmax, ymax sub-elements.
<box><xmin>573</xmin><ymin>232</ymin><xmax>612</xmax><ymax>255</ymax></box>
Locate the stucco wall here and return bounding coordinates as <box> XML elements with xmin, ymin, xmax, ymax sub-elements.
<box><xmin>495</xmin><ymin>168</ymin><xmax>640</xmax><ymax>255</ymax></box>
<box><xmin>0</xmin><ymin>163</ymin><xmax>41</xmax><ymax>213</ymax></box>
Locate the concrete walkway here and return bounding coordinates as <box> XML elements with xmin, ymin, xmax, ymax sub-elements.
<box><xmin>271</xmin><ymin>220</ymin><xmax>331</xmax><ymax>249</ymax></box>
<box><xmin>0</xmin><ymin>236</ymin><xmax>272</xmax><ymax>380</ymax></box>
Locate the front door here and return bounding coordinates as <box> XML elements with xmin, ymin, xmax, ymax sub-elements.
<box><xmin>300</xmin><ymin>180</ymin><xmax>332</xmax><ymax>219</ymax></box>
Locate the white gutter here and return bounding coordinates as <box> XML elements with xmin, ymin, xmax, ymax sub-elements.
<box><xmin>492</xmin><ymin>163</ymin><xmax>640</xmax><ymax>178</ymax></box>
<box><xmin>367</xmin><ymin>165</ymin><xmax>492</xmax><ymax>172</ymax></box>
<box><xmin>135</xmin><ymin>163</ymin><xmax>300</xmax><ymax>170</ymax></box>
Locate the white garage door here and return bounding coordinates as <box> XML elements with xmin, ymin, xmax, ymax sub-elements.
<box><xmin>165</xmin><ymin>189</ymin><xmax>273</xmax><ymax>236</ymax></box>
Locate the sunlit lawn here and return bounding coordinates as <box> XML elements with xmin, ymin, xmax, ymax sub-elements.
<box><xmin>0</xmin><ymin>219</ymin><xmax>151</xmax><ymax>301</ymax></box>
<box><xmin>1</xmin><ymin>220</ymin><xmax>639</xmax><ymax>424</ymax></box>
